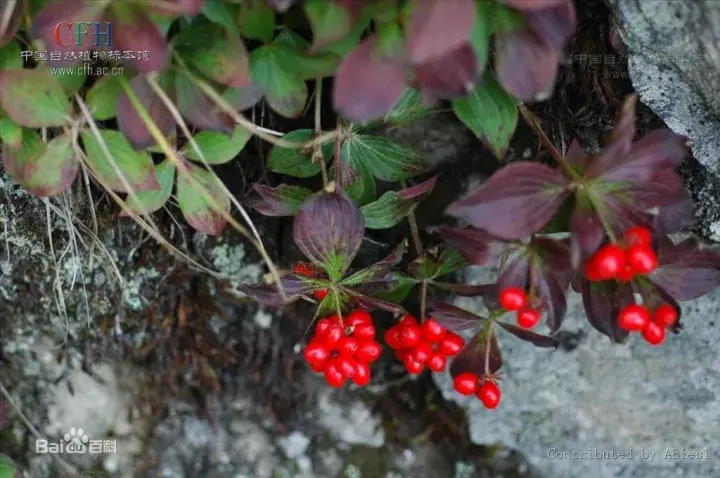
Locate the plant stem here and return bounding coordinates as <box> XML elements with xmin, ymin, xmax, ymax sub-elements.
<box><xmin>420</xmin><ymin>280</ymin><xmax>428</xmax><ymax>321</ymax></box>
<box><xmin>519</xmin><ymin>104</ymin><xmax>580</xmax><ymax>181</ymax></box>
<box><xmin>401</xmin><ymin>179</ymin><xmax>423</xmax><ymax>255</ymax></box>
<box><xmin>315</xmin><ymin>78</ymin><xmax>329</xmax><ymax>186</ymax></box>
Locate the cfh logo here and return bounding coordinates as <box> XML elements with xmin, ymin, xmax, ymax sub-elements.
<box><xmin>53</xmin><ymin>22</ymin><xmax>112</xmax><ymax>47</ymax></box>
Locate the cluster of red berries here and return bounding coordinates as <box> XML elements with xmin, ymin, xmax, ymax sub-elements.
<box><xmin>385</xmin><ymin>315</ymin><xmax>465</xmax><ymax>374</ymax></box>
<box><xmin>617</xmin><ymin>303</ymin><xmax>678</xmax><ymax>345</ymax></box>
<box><xmin>498</xmin><ymin>287</ymin><xmax>541</xmax><ymax>329</ymax></box>
<box><xmin>302</xmin><ymin>310</ymin><xmax>383</xmax><ymax>387</ymax></box>
<box><xmin>584</xmin><ymin>226</ymin><xmax>658</xmax><ymax>282</ymax></box>
<box><xmin>453</xmin><ymin>372</ymin><xmax>501</xmax><ymax>409</ymax></box>
<box><xmin>293</xmin><ymin>262</ymin><xmax>329</xmax><ymax>300</ymax></box>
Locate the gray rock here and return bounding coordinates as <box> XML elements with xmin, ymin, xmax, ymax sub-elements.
<box><xmin>435</xmin><ymin>265</ymin><xmax>720</xmax><ymax>478</ymax></box>
<box><xmin>607</xmin><ymin>0</ymin><xmax>720</xmax><ymax>175</ymax></box>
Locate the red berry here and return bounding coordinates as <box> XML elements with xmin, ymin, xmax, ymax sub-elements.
<box><xmin>617</xmin><ymin>304</ymin><xmax>651</xmax><ymax>332</ymax></box>
<box><xmin>624</xmin><ymin>226</ymin><xmax>652</xmax><ymax>246</ymax></box>
<box><xmin>422</xmin><ymin>318</ymin><xmax>446</xmax><ymax>342</ymax></box>
<box><xmin>404</xmin><ymin>356</ymin><xmax>425</xmax><ymax>374</ymax></box>
<box><xmin>653</xmin><ymin>304</ymin><xmax>678</xmax><ymax>328</ymax></box>
<box><xmin>411</xmin><ymin>341</ymin><xmax>433</xmax><ymax>364</ymax></box>
<box><xmin>641</xmin><ymin>320</ymin><xmax>666</xmax><ymax>345</ymax></box>
<box><xmin>439</xmin><ymin>332</ymin><xmax>465</xmax><ymax>356</ymax></box>
<box><xmin>303</xmin><ymin>341</ymin><xmax>330</xmax><ymax>368</ymax></box>
<box><xmin>625</xmin><ymin>244</ymin><xmax>658</xmax><ymax>274</ymax></box>
<box><xmin>618</xmin><ymin>304</ymin><xmax>650</xmax><ymax>332</ymax></box>
<box><xmin>400</xmin><ymin>315</ymin><xmax>418</xmax><ymax>326</ymax></box>
<box><xmin>356</xmin><ymin>341</ymin><xmax>382</xmax><ymax>363</ymax></box>
<box><xmin>324</xmin><ymin>361</ymin><xmax>346</xmax><ymax>388</ymax></box>
<box><xmin>315</xmin><ymin>318</ymin><xmax>333</xmax><ymax>337</ymax></box>
<box><xmin>498</xmin><ymin>287</ymin><xmax>528</xmax><ymax>311</ymax></box>
<box><xmin>293</xmin><ymin>263</ymin><xmax>312</xmax><ymax>276</ymax></box>
<box><xmin>396</xmin><ymin>349</ymin><xmax>411</xmax><ymax>362</ymax></box>
<box><xmin>453</xmin><ymin>373</ymin><xmax>479</xmax><ymax>395</ymax></box>
<box><xmin>384</xmin><ymin>327</ymin><xmax>403</xmax><ymax>349</ymax></box>
<box><xmin>347</xmin><ymin>309</ymin><xmax>372</xmax><ymax>327</ymax></box>
<box><xmin>353</xmin><ymin>323</ymin><xmax>376</xmax><ymax>341</ymax></box>
<box><xmin>324</xmin><ymin>324</ymin><xmax>344</xmax><ymax>347</ymax></box>
<box><xmin>588</xmin><ymin>244</ymin><xmax>625</xmax><ymax>280</ymax></box>
<box><xmin>313</xmin><ymin>289</ymin><xmax>329</xmax><ymax>300</ymax></box>
<box><xmin>584</xmin><ymin>260</ymin><xmax>605</xmax><ymax>282</ymax></box>
<box><xmin>339</xmin><ymin>337</ymin><xmax>359</xmax><ymax>356</ymax></box>
<box><xmin>309</xmin><ymin>361</ymin><xmax>325</xmax><ymax>373</ymax></box>
<box><xmin>516</xmin><ymin>308</ymin><xmax>541</xmax><ymax>329</ymax></box>
<box><xmin>399</xmin><ymin>324</ymin><xmax>422</xmax><ymax>348</ymax></box>
<box><xmin>336</xmin><ymin>355</ymin><xmax>357</xmax><ymax>377</ymax></box>
<box><xmin>351</xmin><ymin>361</ymin><xmax>371</xmax><ymax>386</ymax></box>
<box><xmin>617</xmin><ymin>264</ymin><xmax>635</xmax><ymax>283</ymax></box>
<box><xmin>476</xmin><ymin>381</ymin><xmax>501</xmax><ymax>409</ymax></box>
<box><xmin>427</xmin><ymin>353</ymin><xmax>447</xmax><ymax>372</ymax></box>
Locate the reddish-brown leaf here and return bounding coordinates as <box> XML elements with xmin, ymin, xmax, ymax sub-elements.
<box><xmin>0</xmin><ymin>0</ymin><xmax>24</xmax><ymax>47</ymax></box>
<box><xmin>293</xmin><ymin>183</ymin><xmax>365</xmax><ymax>275</ymax></box>
<box><xmin>406</xmin><ymin>0</ymin><xmax>476</xmax><ymax>64</ymax></box>
<box><xmin>439</xmin><ymin>227</ymin><xmax>507</xmax><ymax>266</ymax></box>
<box><xmin>413</xmin><ymin>44</ymin><xmax>477</xmax><ymax>100</ymax></box>
<box><xmin>495</xmin><ymin>28</ymin><xmax>559</xmax><ymax>101</ymax></box>
<box><xmin>333</xmin><ymin>36</ymin><xmax>407</xmax><ymax>122</ymax></box>
<box><xmin>427</xmin><ymin>298</ymin><xmax>487</xmax><ymax>333</ymax></box>
<box><xmin>175</xmin><ymin>74</ymin><xmax>234</xmax><ymax>133</ymax></box>
<box><xmin>497</xmin><ymin>322</ymin><xmax>559</xmax><ymax>348</ymax></box>
<box><xmin>238</xmin><ymin>274</ymin><xmax>317</xmax><ymax>307</ymax></box>
<box><xmin>523</xmin><ymin>0</ymin><xmax>576</xmax><ymax>52</ymax></box>
<box><xmin>349</xmin><ymin>293</ymin><xmax>407</xmax><ymax>316</ymax></box>
<box><xmin>106</xmin><ymin>5</ymin><xmax>168</xmax><ymax>72</ymax></box>
<box><xmin>30</xmin><ymin>1</ymin><xmax>106</xmax><ymax>66</ymax></box>
<box><xmin>446</xmin><ymin>162</ymin><xmax>569</xmax><ymax>240</ymax></box>
<box><xmin>570</xmin><ymin>200</ymin><xmax>605</xmax><ymax>265</ymax></box>
<box><xmin>503</xmin><ymin>0</ymin><xmax>570</xmax><ymax>11</ymax></box>
<box><xmin>581</xmin><ymin>280</ymin><xmax>632</xmax><ymax>343</ymax></box>
<box><xmin>449</xmin><ymin>326</ymin><xmax>502</xmax><ymax>378</ymax></box>
<box><xmin>649</xmin><ymin>239</ymin><xmax>720</xmax><ymax>301</ymax></box>
<box><xmin>117</xmin><ymin>74</ymin><xmax>176</xmax><ymax>150</ymax></box>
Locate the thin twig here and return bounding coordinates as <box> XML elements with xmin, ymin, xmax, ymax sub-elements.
<box><xmin>401</xmin><ymin>179</ymin><xmax>423</xmax><ymax>255</ymax></box>
<box><xmin>314</xmin><ymin>78</ymin><xmax>329</xmax><ymax>186</ymax></box>
<box><xmin>519</xmin><ymin>104</ymin><xmax>580</xmax><ymax>181</ymax></box>
<box><xmin>420</xmin><ymin>280</ymin><xmax>428</xmax><ymax>321</ymax></box>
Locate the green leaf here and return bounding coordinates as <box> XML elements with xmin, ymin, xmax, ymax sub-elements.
<box><xmin>183</xmin><ymin>126</ymin><xmax>251</xmax><ymax>165</ymax></box>
<box><xmin>452</xmin><ymin>73</ymin><xmax>518</xmax><ymax>160</ymax></box>
<box><xmin>0</xmin><ymin>116</ymin><xmax>22</xmax><ymax>150</ymax></box>
<box><xmin>274</xmin><ymin>27</ymin><xmax>310</xmax><ymax>50</ymax></box>
<box><xmin>304</xmin><ymin>0</ymin><xmax>352</xmax><ymax>52</ymax></box>
<box><xmin>2</xmin><ymin>131</ymin><xmax>79</xmax><ymax>197</ymax></box>
<box><xmin>81</xmin><ymin>129</ymin><xmax>160</xmax><ymax>193</ymax></box>
<box><xmin>188</xmin><ymin>25</ymin><xmax>250</xmax><ymax>88</ymax></box>
<box><xmin>250</xmin><ymin>45</ymin><xmax>308</xmax><ymax>118</ymax></box>
<box><xmin>435</xmin><ymin>247</ymin><xmax>470</xmax><ymax>278</ymax></box>
<box><xmin>491</xmin><ymin>4</ymin><xmax>526</xmax><ymax>35</ymax></box>
<box><xmin>248</xmin><ymin>183</ymin><xmax>314</xmax><ymax>216</ymax></box>
<box><xmin>267</xmin><ymin>129</ymin><xmax>333</xmax><ymax>177</ymax></box>
<box><xmin>201</xmin><ymin>1</ymin><xmax>240</xmax><ymax>36</ymax></box>
<box><xmin>340</xmin><ymin>134</ymin><xmax>428</xmax><ymax>205</ymax></box>
<box><xmin>86</xmin><ymin>74</ymin><xmax>125</xmax><ymax>120</ymax></box>
<box><xmin>238</xmin><ymin>0</ymin><xmax>276</xmax><ymax>42</ymax></box>
<box><xmin>50</xmin><ymin>65</ymin><xmax>87</xmax><ymax>95</ymax></box>
<box><xmin>360</xmin><ymin>176</ymin><xmax>437</xmax><ymax>229</ymax></box>
<box><xmin>313</xmin><ymin>287</ymin><xmax>348</xmax><ymax>319</ymax></box>
<box><xmin>383</xmin><ymin>87</ymin><xmax>427</xmax><ymax>125</ymax></box>
<box><xmin>270</xmin><ymin>37</ymin><xmax>341</xmax><ymax>79</ymax></box>
<box><xmin>0</xmin><ymin>69</ymin><xmax>72</xmax><ymax>127</ymax></box>
<box><xmin>0</xmin><ymin>40</ymin><xmax>22</xmax><ymax>70</ymax></box>
<box><xmin>176</xmin><ymin>162</ymin><xmax>230</xmax><ymax>235</ymax></box>
<box><xmin>323</xmin><ymin>14</ymin><xmax>371</xmax><ymax>57</ymax></box>
<box><xmin>373</xmin><ymin>275</ymin><xmax>415</xmax><ymax>303</ymax></box>
<box><xmin>122</xmin><ymin>158</ymin><xmax>176</xmax><ymax>216</ymax></box>
<box><xmin>470</xmin><ymin>1</ymin><xmax>491</xmax><ymax>73</ymax></box>
<box><xmin>0</xmin><ymin>454</ymin><xmax>16</xmax><ymax>478</ymax></box>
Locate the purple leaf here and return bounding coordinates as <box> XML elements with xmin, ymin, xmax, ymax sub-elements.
<box><xmin>432</xmin><ymin>283</ymin><xmax>500</xmax><ymax>308</ymax></box>
<box><xmin>649</xmin><ymin>239</ymin><xmax>720</xmax><ymax>301</ymax></box>
<box><xmin>446</xmin><ymin>162</ymin><xmax>569</xmax><ymax>240</ymax></box>
<box><xmin>106</xmin><ymin>5</ymin><xmax>169</xmax><ymax>72</ymax></box>
<box><xmin>439</xmin><ymin>227</ymin><xmax>506</xmax><ymax>266</ymax></box>
<box><xmin>522</xmin><ymin>0</ymin><xmax>576</xmax><ymax>52</ymax></box>
<box><xmin>535</xmin><ymin>268</ymin><xmax>567</xmax><ymax>333</ymax></box>
<box><xmin>497</xmin><ymin>254</ymin><xmax>530</xmax><ymax>292</ymax></box>
<box><xmin>293</xmin><ymin>183</ymin><xmax>365</xmax><ymax>276</ymax></box>
<box><xmin>427</xmin><ymin>298</ymin><xmax>487</xmax><ymax>333</ymax></box>
<box><xmin>146</xmin><ymin>0</ymin><xmax>205</xmax><ymax>16</ymax></box>
<box><xmin>117</xmin><ymin>74</ymin><xmax>176</xmax><ymax>150</ymax></box>
<box><xmin>333</xmin><ymin>36</ymin><xmax>407</xmax><ymax>122</ymax></box>
<box><xmin>406</xmin><ymin>0</ymin><xmax>476</xmax><ymax>65</ymax></box>
<box><xmin>349</xmin><ymin>293</ymin><xmax>407</xmax><ymax>316</ymax></box>
<box><xmin>398</xmin><ymin>175</ymin><xmax>438</xmax><ymax>200</ymax></box>
<box><xmin>0</xmin><ymin>1</ymin><xmax>23</xmax><ymax>47</ymax></box>
<box><xmin>656</xmin><ymin>196</ymin><xmax>695</xmax><ymax>235</ymax></box>
<box><xmin>581</xmin><ymin>280</ymin><xmax>632</xmax><ymax>343</ymax></box>
<box><xmin>565</xmin><ymin>138</ymin><xmax>589</xmax><ymax>171</ymax></box>
<box><xmin>413</xmin><ymin>44</ymin><xmax>477</xmax><ymax>99</ymax></box>
<box><xmin>570</xmin><ymin>201</ymin><xmax>605</xmax><ymax>266</ymax></box>
<box><xmin>497</xmin><ymin>322</ymin><xmax>559</xmax><ymax>348</ymax></box>
<box><xmin>175</xmin><ymin>73</ymin><xmax>234</xmax><ymax>133</ymax></box>
<box><xmin>30</xmin><ymin>1</ymin><xmax>107</xmax><ymax>67</ymax></box>
<box><xmin>626</xmin><ymin>166</ymin><xmax>687</xmax><ymax>210</ymax></box>
<box><xmin>503</xmin><ymin>0</ymin><xmax>570</xmax><ymax>10</ymax></box>
<box><xmin>266</xmin><ymin>0</ymin><xmax>299</xmax><ymax>12</ymax></box>
<box><xmin>595</xmin><ymin>130</ymin><xmax>688</xmax><ymax>183</ymax></box>
<box><xmin>449</xmin><ymin>326</ymin><xmax>502</xmax><ymax>378</ymax></box>
<box><xmin>585</xmin><ymin>94</ymin><xmax>638</xmax><ymax>178</ymax></box>
<box><xmin>239</xmin><ymin>274</ymin><xmax>317</xmax><ymax>307</ymax></box>
<box><xmin>246</xmin><ymin>183</ymin><xmax>313</xmax><ymax>217</ymax></box>
<box><xmin>495</xmin><ymin>28</ymin><xmax>558</xmax><ymax>101</ymax></box>
<box><xmin>343</xmin><ymin>239</ymin><xmax>408</xmax><ymax>285</ymax></box>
